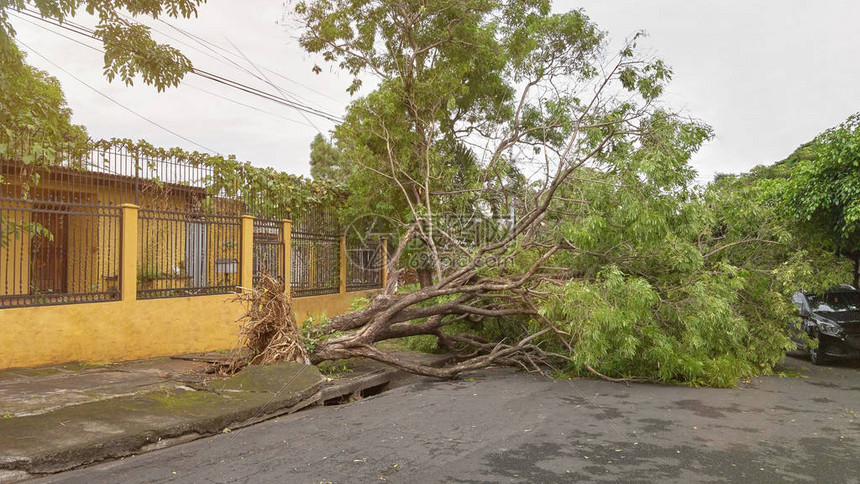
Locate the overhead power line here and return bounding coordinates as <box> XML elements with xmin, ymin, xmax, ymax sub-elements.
<box><xmin>14</xmin><ymin>38</ymin><xmax>220</xmax><ymax>154</ymax></box>
<box><xmin>13</xmin><ymin>8</ymin><xmax>344</xmax><ymax>124</ymax></box>
<box><xmin>182</xmin><ymin>81</ymin><xmax>315</xmax><ymax>128</ymax></box>
<box><xmin>9</xmin><ymin>10</ymin><xmax>318</xmax><ymax>129</ymax></box>
<box><xmin>154</xmin><ymin>17</ymin><xmax>347</xmax><ymax>107</ymax></box>
<box><xmin>122</xmin><ymin>11</ymin><xmax>343</xmax><ymax>121</ymax></box>
<box><xmin>191</xmin><ymin>68</ymin><xmax>341</xmax><ymax>123</ymax></box>
<box><xmin>222</xmin><ymin>35</ymin><xmax>326</xmax><ymax>137</ymax></box>
<box><xmin>143</xmin><ymin>16</ymin><xmax>332</xmax><ymax>137</ymax></box>
<box><xmin>8</xmin><ymin>10</ymin><xmax>103</xmax><ymax>52</ymax></box>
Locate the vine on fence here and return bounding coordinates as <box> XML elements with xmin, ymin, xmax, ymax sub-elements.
<box><xmin>1</xmin><ymin>134</ymin><xmax>346</xmax><ymax>214</ymax></box>
<box><xmin>1</xmin><ymin>134</ymin><xmax>347</xmax><ymax>250</ymax></box>
<box><xmin>89</xmin><ymin>138</ymin><xmax>346</xmax><ymax>217</ymax></box>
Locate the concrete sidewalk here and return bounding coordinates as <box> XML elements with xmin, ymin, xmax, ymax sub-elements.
<box><xmin>0</xmin><ymin>352</ymin><xmax>440</xmax><ymax>482</ymax></box>
<box><xmin>0</xmin><ymin>357</ymin><xmax>217</xmax><ymax>419</ymax></box>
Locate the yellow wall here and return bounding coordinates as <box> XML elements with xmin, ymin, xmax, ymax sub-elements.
<box><xmin>0</xmin><ymin>290</ymin><xmax>376</xmax><ymax>370</ymax></box>
<box><xmin>1</xmin><ymin>172</ymin><xmax>375</xmax><ymax>371</ymax></box>
<box><xmin>0</xmin><ymin>200</ymin><xmax>32</xmax><ymax>296</ymax></box>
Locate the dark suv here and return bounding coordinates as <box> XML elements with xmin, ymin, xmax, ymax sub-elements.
<box><xmin>791</xmin><ymin>286</ymin><xmax>860</xmax><ymax>364</ymax></box>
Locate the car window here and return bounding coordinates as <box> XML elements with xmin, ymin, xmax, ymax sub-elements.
<box><xmin>809</xmin><ymin>292</ymin><xmax>860</xmax><ymax>312</ymax></box>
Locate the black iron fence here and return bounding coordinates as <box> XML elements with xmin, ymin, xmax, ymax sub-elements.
<box><xmin>347</xmin><ymin>242</ymin><xmax>383</xmax><ymax>291</ymax></box>
<box><xmin>1</xmin><ymin>132</ymin><xmax>382</xmax><ymax>308</ymax></box>
<box><xmin>137</xmin><ymin>209</ymin><xmax>242</xmax><ymax>299</ymax></box>
<box><xmin>253</xmin><ymin>218</ymin><xmax>283</xmax><ymax>286</ymax></box>
<box><xmin>0</xmin><ymin>202</ymin><xmax>121</xmax><ymax>308</ymax></box>
<box><xmin>290</xmin><ymin>205</ymin><xmax>343</xmax><ymax>297</ymax></box>
<box><xmin>291</xmin><ymin>230</ymin><xmax>340</xmax><ymax>297</ymax></box>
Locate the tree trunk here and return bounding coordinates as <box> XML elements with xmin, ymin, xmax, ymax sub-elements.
<box><xmin>853</xmin><ymin>255</ymin><xmax>860</xmax><ymax>289</ymax></box>
<box><xmin>417</xmin><ymin>267</ymin><xmax>434</xmax><ymax>288</ymax></box>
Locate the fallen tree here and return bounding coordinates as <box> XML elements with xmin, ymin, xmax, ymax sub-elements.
<box><xmin>236</xmin><ymin>0</ymin><xmax>810</xmax><ymax>387</ymax></box>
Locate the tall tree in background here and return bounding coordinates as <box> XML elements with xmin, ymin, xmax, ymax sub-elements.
<box><xmin>309</xmin><ymin>133</ymin><xmax>347</xmax><ymax>182</ymax></box>
<box><xmin>770</xmin><ymin>113</ymin><xmax>860</xmax><ymax>287</ymax></box>
<box><xmin>0</xmin><ymin>33</ymin><xmax>86</xmax><ymax>148</ymax></box>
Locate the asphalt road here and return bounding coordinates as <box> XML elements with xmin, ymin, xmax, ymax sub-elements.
<box><xmin>40</xmin><ymin>353</ymin><xmax>860</xmax><ymax>483</ymax></box>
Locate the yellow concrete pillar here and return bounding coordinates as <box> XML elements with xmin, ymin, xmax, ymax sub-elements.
<box><xmin>282</xmin><ymin>219</ymin><xmax>292</xmax><ymax>297</ymax></box>
<box><xmin>339</xmin><ymin>234</ymin><xmax>347</xmax><ymax>294</ymax></box>
<box><xmin>240</xmin><ymin>215</ymin><xmax>255</xmax><ymax>291</ymax></box>
<box><xmin>381</xmin><ymin>237</ymin><xmax>388</xmax><ymax>288</ymax></box>
<box><xmin>120</xmin><ymin>204</ymin><xmax>139</xmax><ymax>302</ymax></box>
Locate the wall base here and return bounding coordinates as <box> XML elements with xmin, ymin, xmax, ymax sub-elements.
<box><xmin>0</xmin><ymin>290</ymin><xmax>376</xmax><ymax>370</ymax></box>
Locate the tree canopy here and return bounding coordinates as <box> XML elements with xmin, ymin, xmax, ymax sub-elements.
<box><xmin>1</xmin><ymin>0</ymin><xmax>204</xmax><ymax>91</ymax></box>
<box><xmin>767</xmin><ymin>114</ymin><xmax>860</xmax><ymax>287</ymax></box>
<box><xmin>0</xmin><ymin>32</ymin><xmax>86</xmax><ymax>150</ymax></box>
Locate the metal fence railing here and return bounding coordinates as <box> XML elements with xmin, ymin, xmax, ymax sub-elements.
<box><xmin>252</xmin><ymin>218</ymin><xmax>283</xmax><ymax>286</ymax></box>
<box><xmin>346</xmin><ymin>243</ymin><xmax>383</xmax><ymax>292</ymax></box>
<box><xmin>0</xmin><ymin>203</ymin><xmax>121</xmax><ymax>308</ymax></box>
<box><xmin>1</xmin><ymin>132</ymin><xmax>386</xmax><ymax>308</ymax></box>
<box><xmin>290</xmin><ymin>205</ymin><xmax>343</xmax><ymax>297</ymax></box>
<box><xmin>0</xmin><ymin>133</ymin><xmax>231</xmax><ymax>212</ymax></box>
<box><xmin>291</xmin><ymin>231</ymin><xmax>340</xmax><ymax>297</ymax></box>
<box><xmin>137</xmin><ymin>210</ymin><xmax>242</xmax><ymax>299</ymax></box>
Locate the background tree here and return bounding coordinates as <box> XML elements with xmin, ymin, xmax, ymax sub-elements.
<box><xmin>309</xmin><ymin>133</ymin><xmax>347</xmax><ymax>183</ymax></box>
<box><xmin>0</xmin><ymin>35</ymin><xmax>86</xmax><ymax>147</ymax></box>
<box><xmin>768</xmin><ymin>113</ymin><xmax>860</xmax><ymax>287</ymax></box>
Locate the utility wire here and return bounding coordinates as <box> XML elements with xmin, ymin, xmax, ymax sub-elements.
<box><xmin>192</xmin><ymin>68</ymin><xmax>341</xmax><ymax>122</ymax></box>
<box><xmin>11</xmin><ymin>10</ymin><xmax>323</xmax><ymax>131</ymax></box>
<box><xmin>223</xmin><ymin>35</ymin><xmax>326</xmax><ymax>138</ymax></box>
<box><xmin>72</xmin><ymin>9</ymin><xmax>343</xmax><ymax>122</ymax></box>
<box><xmin>125</xmin><ymin>11</ymin><xmax>325</xmax><ymax>114</ymax></box>
<box><xmin>176</xmin><ymin>25</ymin><xmax>329</xmax><ymax>135</ymax></box>
<box><xmin>8</xmin><ymin>10</ymin><xmax>103</xmax><ymax>52</ymax></box>
<box><xmin>155</xmin><ymin>16</ymin><xmax>346</xmax><ymax>107</ymax></box>
<box><xmin>120</xmin><ymin>11</ymin><xmax>335</xmax><ymax>135</ymax></box>
<box><xmin>183</xmin><ymin>81</ymin><xmax>314</xmax><ymax>128</ymax></box>
<box><xmin>14</xmin><ymin>38</ymin><xmax>220</xmax><ymax>154</ymax></box>
<box><xmin>15</xmin><ymin>8</ymin><xmax>343</xmax><ymax>123</ymax></box>
<box><xmin>174</xmin><ymin>26</ymin><xmax>330</xmax><ymax>136</ymax></box>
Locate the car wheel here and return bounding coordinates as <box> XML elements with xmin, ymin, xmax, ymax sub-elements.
<box><xmin>809</xmin><ymin>335</ymin><xmax>828</xmax><ymax>366</ymax></box>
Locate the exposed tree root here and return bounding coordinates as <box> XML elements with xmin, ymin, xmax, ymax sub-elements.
<box><xmin>219</xmin><ymin>273</ymin><xmax>308</xmax><ymax>375</ymax></box>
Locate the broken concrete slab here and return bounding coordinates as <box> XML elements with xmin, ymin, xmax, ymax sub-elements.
<box><xmin>0</xmin><ymin>358</ymin><xmax>214</xmax><ymax>418</ymax></box>
<box><xmin>0</xmin><ymin>362</ymin><xmax>323</xmax><ymax>475</ymax></box>
<box><xmin>205</xmin><ymin>361</ymin><xmax>320</xmax><ymax>394</ymax></box>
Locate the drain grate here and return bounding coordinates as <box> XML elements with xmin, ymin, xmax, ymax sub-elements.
<box><xmin>322</xmin><ymin>382</ymin><xmax>390</xmax><ymax>406</ymax></box>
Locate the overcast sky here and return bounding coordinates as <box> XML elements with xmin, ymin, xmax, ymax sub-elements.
<box><xmin>9</xmin><ymin>0</ymin><xmax>860</xmax><ymax>182</ymax></box>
